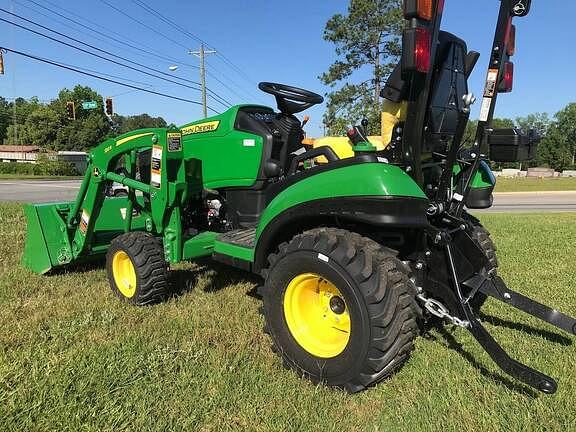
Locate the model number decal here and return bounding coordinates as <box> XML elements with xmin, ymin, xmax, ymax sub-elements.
<box><xmin>479</xmin><ymin>97</ymin><xmax>492</xmax><ymax>122</ymax></box>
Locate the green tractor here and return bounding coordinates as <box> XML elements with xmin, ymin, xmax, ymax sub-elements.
<box><xmin>22</xmin><ymin>0</ymin><xmax>574</xmax><ymax>394</ymax></box>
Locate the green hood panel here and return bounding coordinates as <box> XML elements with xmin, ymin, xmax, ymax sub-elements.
<box><xmin>256</xmin><ymin>162</ymin><xmax>426</xmax><ymax>239</ymax></box>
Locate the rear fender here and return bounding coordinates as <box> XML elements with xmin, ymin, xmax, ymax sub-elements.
<box><xmin>253</xmin><ymin>162</ymin><xmax>428</xmax><ymax>272</ymax></box>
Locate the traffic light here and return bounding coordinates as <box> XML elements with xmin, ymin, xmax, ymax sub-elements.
<box><xmin>0</xmin><ymin>50</ymin><xmax>5</xmax><ymax>75</ymax></box>
<box><xmin>105</xmin><ymin>97</ymin><xmax>113</xmax><ymax>116</ymax></box>
<box><xmin>66</xmin><ymin>101</ymin><xmax>76</xmax><ymax>121</ymax></box>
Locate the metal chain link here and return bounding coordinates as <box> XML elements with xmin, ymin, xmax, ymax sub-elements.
<box><xmin>417</xmin><ymin>293</ymin><xmax>470</xmax><ymax>328</ymax></box>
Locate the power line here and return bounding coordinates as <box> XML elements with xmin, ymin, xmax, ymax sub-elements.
<box><xmin>130</xmin><ymin>0</ymin><xmax>205</xmax><ymax>45</ymax></box>
<box><xmin>18</xmin><ymin>0</ymin><xmax>201</xmax><ymax>70</ymax></box>
<box><xmin>0</xmin><ymin>9</ymin><xmax>202</xmax><ymax>88</ymax></box>
<box><xmin>92</xmin><ymin>1</ymin><xmax>242</xmax><ymax>107</ymax></box>
<box><xmin>206</xmin><ymin>64</ymin><xmax>267</xmax><ymax>104</ymax></box>
<box><xmin>96</xmin><ymin>0</ymin><xmax>190</xmax><ymax>50</ymax></box>
<box><xmin>0</xmin><ymin>46</ymin><xmax>220</xmax><ymax>112</ymax></box>
<box><xmin>214</xmin><ymin>52</ymin><xmax>258</xmax><ymax>87</ymax></box>
<box><xmin>127</xmin><ymin>0</ymin><xmax>262</xmax><ymax>102</ymax></box>
<box><xmin>0</xmin><ymin>12</ymin><xmax>232</xmax><ymax>109</ymax></box>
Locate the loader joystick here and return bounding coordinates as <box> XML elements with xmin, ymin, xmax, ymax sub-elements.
<box><xmin>258</xmin><ymin>82</ymin><xmax>324</xmax><ymax>115</ymax></box>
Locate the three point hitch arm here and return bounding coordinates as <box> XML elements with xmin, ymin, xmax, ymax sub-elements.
<box><xmin>422</xmin><ymin>0</ymin><xmax>575</xmax><ymax>395</ymax></box>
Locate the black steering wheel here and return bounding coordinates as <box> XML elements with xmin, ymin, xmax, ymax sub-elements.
<box><xmin>258</xmin><ymin>82</ymin><xmax>324</xmax><ymax>115</ymax></box>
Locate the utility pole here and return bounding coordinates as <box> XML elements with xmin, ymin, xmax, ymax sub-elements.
<box><xmin>189</xmin><ymin>44</ymin><xmax>216</xmax><ymax>118</ymax></box>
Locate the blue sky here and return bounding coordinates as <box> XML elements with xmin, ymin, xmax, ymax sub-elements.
<box><xmin>1</xmin><ymin>0</ymin><xmax>575</xmax><ymax>136</ymax></box>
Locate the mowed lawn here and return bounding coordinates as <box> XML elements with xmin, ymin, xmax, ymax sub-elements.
<box><xmin>0</xmin><ymin>203</ymin><xmax>574</xmax><ymax>431</ymax></box>
<box><xmin>494</xmin><ymin>177</ymin><xmax>576</xmax><ymax>192</ymax></box>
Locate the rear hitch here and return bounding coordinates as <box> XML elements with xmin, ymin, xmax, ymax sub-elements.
<box><xmin>477</xmin><ymin>276</ymin><xmax>576</xmax><ymax>337</ymax></box>
<box><xmin>443</xmin><ymin>243</ymin><xmax>576</xmax><ymax>395</ymax></box>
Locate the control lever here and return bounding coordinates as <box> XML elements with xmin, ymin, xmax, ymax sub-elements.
<box><xmin>347</xmin><ymin>118</ymin><xmax>370</xmax><ymax>146</ymax></box>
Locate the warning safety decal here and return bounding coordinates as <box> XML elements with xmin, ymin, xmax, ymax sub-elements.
<box><xmin>151</xmin><ymin>145</ymin><xmax>163</xmax><ymax>188</ymax></box>
<box><xmin>167</xmin><ymin>132</ymin><xmax>182</xmax><ymax>152</ymax></box>
<box><xmin>79</xmin><ymin>209</ymin><xmax>90</xmax><ymax>235</ymax></box>
<box><xmin>483</xmin><ymin>69</ymin><xmax>499</xmax><ymax>98</ymax></box>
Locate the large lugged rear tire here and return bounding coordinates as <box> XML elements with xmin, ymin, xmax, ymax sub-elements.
<box><xmin>106</xmin><ymin>232</ymin><xmax>169</xmax><ymax>306</ymax></box>
<box><xmin>469</xmin><ymin>222</ymin><xmax>499</xmax><ymax>312</ymax></box>
<box><xmin>261</xmin><ymin>228</ymin><xmax>419</xmax><ymax>393</ymax></box>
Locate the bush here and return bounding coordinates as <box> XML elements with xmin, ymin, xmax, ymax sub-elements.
<box><xmin>0</xmin><ymin>160</ymin><xmax>78</xmax><ymax>176</ymax></box>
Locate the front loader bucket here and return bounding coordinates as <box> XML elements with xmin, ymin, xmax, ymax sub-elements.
<box><xmin>21</xmin><ymin>203</ymin><xmax>73</xmax><ymax>274</ymax></box>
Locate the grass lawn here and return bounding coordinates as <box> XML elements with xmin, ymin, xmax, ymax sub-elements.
<box><xmin>0</xmin><ymin>203</ymin><xmax>574</xmax><ymax>431</ymax></box>
<box><xmin>494</xmin><ymin>177</ymin><xmax>576</xmax><ymax>192</ymax></box>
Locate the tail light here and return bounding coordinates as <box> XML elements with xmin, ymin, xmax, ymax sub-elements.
<box><xmin>403</xmin><ymin>0</ymin><xmax>434</xmax><ymax>21</ymax></box>
<box><xmin>402</xmin><ymin>27</ymin><xmax>432</xmax><ymax>73</ymax></box>
<box><xmin>499</xmin><ymin>61</ymin><xmax>514</xmax><ymax>93</ymax></box>
<box><xmin>506</xmin><ymin>24</ymin><xmax>516</xmax><ymax>56</ymax></box>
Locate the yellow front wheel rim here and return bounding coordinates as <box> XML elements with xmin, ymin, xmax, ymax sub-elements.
<box><xmin>112</xmin><ymin>251</ymin><xmax>137</xmax><ymax>298</ymax></box>
<box><xmin>283</xmin><ymin>273</ymin><xmax>351</xmax><ymax>358</ymax></box>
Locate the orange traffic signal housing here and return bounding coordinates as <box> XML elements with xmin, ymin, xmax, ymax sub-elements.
<box><xmin>66</xmin><ymin>101</ymin><xmax>76</xmax><ymax>121</ymax></box>
<box><xmin>105</xmin><ymin>98</ymin><xmax>113</xmax><ymax>116</ymax></box>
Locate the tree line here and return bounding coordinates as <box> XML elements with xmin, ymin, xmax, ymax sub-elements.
<box><xmin>0</xmin><ymin>85</ymin><xmax>168</xmax><ymax>151</ymax></box>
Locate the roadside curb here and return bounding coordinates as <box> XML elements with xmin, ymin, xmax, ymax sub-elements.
<box><xmin>494</xmin><ymin>191</ymin><xmax>576</xmax><ymax>196</ymax></box>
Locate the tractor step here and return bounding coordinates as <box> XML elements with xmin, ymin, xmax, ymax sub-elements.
<box><xmin>217</xmin><ymin>228</ymin><xmax>256</xmax><ymax>248</ymax></box>
<box><xmin>212</xmin><ymin>228</ymin><xmax>256</xmax><ymax>272</ymax></box>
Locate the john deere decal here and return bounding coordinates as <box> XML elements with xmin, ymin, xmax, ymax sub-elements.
<box><xmin>181</xmin><ymin>121</ymin><xmax>220</xmax><ymax>136</ymax></box>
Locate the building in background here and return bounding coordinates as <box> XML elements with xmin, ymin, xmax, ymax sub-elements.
<box><xmin>0</xmin><ymin>145</ymin><xmax>88</xmax><ymax>174</ymax></box>
<box><xmin>0</xmin><ymin>145</ymin><xmax>41</xmax><ymax>163</ymax></box>
<box><xmin>57</xmin><ymin>151</ymin><xmax>88</xmax><ymax>174</ymax></box>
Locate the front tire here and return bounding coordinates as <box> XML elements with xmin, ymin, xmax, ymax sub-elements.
<box><xmin>261</xmin><ymin>228</ymin><xmax>419</xmax><ymax>393</ymax></box>
<box><xmin>106</xmin><ymin>232</ymin><xmax>169</xmax><ymax>305</ymax></box>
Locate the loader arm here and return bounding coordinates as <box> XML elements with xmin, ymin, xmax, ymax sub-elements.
<box><xmin>22</xmin><ymin>128</ymin><xmax>185</xmax><ymax>273</ymax></box>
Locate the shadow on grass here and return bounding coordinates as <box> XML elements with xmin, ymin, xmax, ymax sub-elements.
<box><xmin>479</xmin><ymin>312</ymin><xmax>572</xmax><ymax>346</ymax></box>
<box><xmin>431</xmin><ymin>324</ymin><xmax>539</xmax><ymax>398</ymax></box>
<box><xmin>169</xmin><ymin>257</ymin><xmax>262</xmax><ymax>299</ymax></box>
<box><xmin>45</xmin><ymin>256</ymin><xmax>263</xmax><ymax>301</ymax></box>
<box><xmin>46</xmin><ymin>257</ymin><xmax>106</xmax><ymax>276</ymax></box>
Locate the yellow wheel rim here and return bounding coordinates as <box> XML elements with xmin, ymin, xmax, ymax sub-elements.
<box><xmin>283</xmin><ymin>273</ymin><xmax>351</xmax><ymax>358</ymax></box>
<box><xmin>112</xmin><ymin>251</ymin><xmax>137</xmax><ymax>298</ymax></box>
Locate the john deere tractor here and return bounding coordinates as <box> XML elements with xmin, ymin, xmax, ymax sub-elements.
<box><xmin>22</xmin><ymin>0</ymin><xmax>574</xmax><ymax>394</ymax></box>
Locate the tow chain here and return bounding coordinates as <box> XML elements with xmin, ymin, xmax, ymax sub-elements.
<box><xmin>416</xmin><ymin>293</ymin><xmax>470</xmax><ymax>328</ymax></box>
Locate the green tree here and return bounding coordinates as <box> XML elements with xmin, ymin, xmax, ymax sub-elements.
<box><xmin>113</xmin><ymin>113</ymin><xmax>167</xmax><ymax>135</ymax></box>
<box><xmin>13</xmin><ymin>105</ymin><xmax>61</xmax><ymax>147</ymax></box>
<box><xmin>553</xmin><ymin>104</ymin><xmax>576</xmax><ymax>168</ymax></box>
<box><xmin>0</xmin><ymin>97</ymin><xmax>9</xmax><ymax>142</ymax></box>
<box><xmin>321</xmin><ymin>0</ymin><xmax>403</xmax><ymax>135</ymax></box>
<box><xmin>537</xmin><ymin>124</ymin><xmax>572</xmax><ymax>170</ymax></box>
<box><xmin>515</xmin><ymin>112</ymin><xmax>551</xmax><ymax>137</ymax></box>
<box><xmin>51</xmin><ymin>85</ymin><xmax>112</xmax><ymax>150</ymax></box>
<box><xmin>5</xmin><ymin>97</ymin><xmax>42</xmax><ymax>145</ymax></box>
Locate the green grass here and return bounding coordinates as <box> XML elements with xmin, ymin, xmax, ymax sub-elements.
<box><xmin>494</xmin><ymin>177</ymin><xmax>576</xmax><ymax>192</ymax></box>
<box><xmin>0</xmin><ymin>204</ymin><xmax>575</xmax><ymax>431</ymax></box>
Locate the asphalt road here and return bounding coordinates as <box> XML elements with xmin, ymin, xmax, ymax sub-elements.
<box><xmin>480</xmin><ymin>191</ymin><xmax>576</xmax><ymax>213</ymax></box>
<box><xmin>0</xmin><ymin>180</ymin><xmax>575</xmax><ymax>212</ymax></box>
<box><xmin>0</xmin><ymin>179</ymin><xmax>81</xmax><ymax>203</ymax></box>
